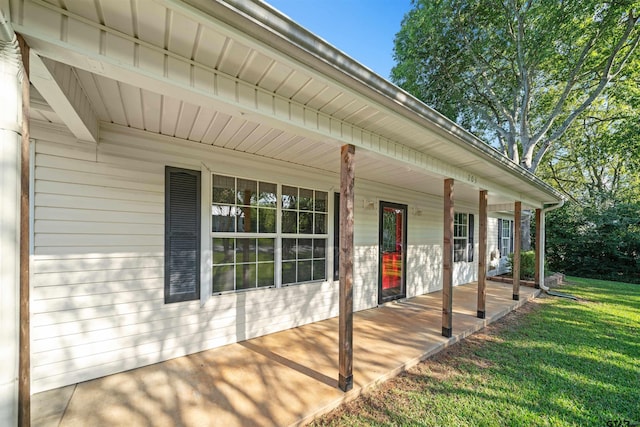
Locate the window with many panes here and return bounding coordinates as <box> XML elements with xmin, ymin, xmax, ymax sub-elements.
<box><xmin>499</xmin><ymin>219</ymin><xmax>513</xmax><ymax>256</ymax></box>
<box><xmin>281</xmin><ymin>186</ymin><xmax>327</xmax><ymax>285</ymax></box>
<box><xmin>212</xmin><ymin>176</ymin><xmax>276</xmax><ymax>292</ymax></box>
<box><xmin>454</xmin><ymin>212</ymin><xmax>474</xmax><ymax>262</ymax></box>
<box><xmin>454</xmin><ymin>212</ymin><xmax>468</xmax><ymax>262</ymax></box>
<box><xmin>211</xmin><ymin>175</ymin><xmax>328</xmax><ymax>293</ymax></box>
<box><xmin>501</xmin><ymin>220</ymin><xmax>511</xmax><ymax>255</ymax></box>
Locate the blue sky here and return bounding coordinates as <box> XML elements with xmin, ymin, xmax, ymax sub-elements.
<box><xmin>265</xmin><ymin>0</ymin><xmax>414</xmax><ymax>80</ymax></box>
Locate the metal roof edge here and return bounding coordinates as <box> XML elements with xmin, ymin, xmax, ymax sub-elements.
<box><xmin>178</xmin><ymin>0</ymin><xmax>564</xmax><ymax>203</ymax></box>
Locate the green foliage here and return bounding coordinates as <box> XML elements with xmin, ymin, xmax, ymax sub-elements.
<box><xmin>392</xmin><ymin>0</ymin><xmax>640</xmax><ymax>172</ymax></box>
<box><xmin>546</xmin><ymin>202</ymin><xmax>640</xmax><ymax>284</ymax></box>
<box><xmin>537</xmin><ymin>56</ymin><xmax>640</xmax><ymax>205</ymax></box>
<box><xmin>507</xmin><ymin>250</ymin><xmax>536</xmax><ymax>280</ymax></box>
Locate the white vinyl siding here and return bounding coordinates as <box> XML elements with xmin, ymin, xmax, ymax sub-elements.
<box><xmin>30</xmin><ymin>122</ymin><xmax>481</xmax><ymax>393</ymax></box>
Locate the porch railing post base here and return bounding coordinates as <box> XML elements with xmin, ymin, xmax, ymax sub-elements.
<box><xmin>513</xmin><ymin>294</ymin><xmax>519</xmax><ymax>301</ymax></box>
<box><xmin>442</xmin><ymin>327</ymin><xmax>452</xmax><ymax>338</ymax></box>
<box><xmin>477</xmin><ymin>310</ymin><xmax>485</xmax><ymax>319</ymax></box>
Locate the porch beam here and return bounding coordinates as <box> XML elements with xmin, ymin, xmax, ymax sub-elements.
<box><xmin>534</xmin><ymin>209</ymin><xmax>542</xmax><ymax>288</ymax></box>
<box><xmin>477</xmin><ymin>190</ymin><xmax>487</xmax><ymax>319</ymax></box>
<box><xmin>29</xmin><ymin>53</ymin><xmax>98</xmax><ymax>143</ymax></box>
<box><xmin>338</xmin><ymin>144</ymin><xmax>355</xmax><ymax>392</ymax></box>
<box><xmin>512</xmin><ymin>201</ymin><xmax>522</xmax><ymax>300</ymax></box>
<box><xmin>442</xmin><ymin>178</ymin><xmax>454</xmax><ymax>337</ymax></box>
<box><xmin>488</xmin><ymin>203</ymin><xmax>538</xmax><ymax>212</ymax></box>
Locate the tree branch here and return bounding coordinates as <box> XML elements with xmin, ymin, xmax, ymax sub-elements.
<box><xmin>531</xmin><ymin>12</ymin><xmax>640</xmax><ymax>170</ymax></box>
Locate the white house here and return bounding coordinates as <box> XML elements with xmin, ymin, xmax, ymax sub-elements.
<box><xmin>0</xmin><ymin>0</ymin><xmax>563</xmax><ymax>424</ymax></box>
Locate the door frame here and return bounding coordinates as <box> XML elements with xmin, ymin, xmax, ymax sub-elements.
<box><xmin>378</xmin><ymin>201</ymin><xmax>408</xmax><ymax>304</ymax></box>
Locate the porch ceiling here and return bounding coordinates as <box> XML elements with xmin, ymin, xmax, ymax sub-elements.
<box><xmin>12</xmin><ymin>0</ymin><xmax>562</xmax><ymax>208</ymax></box>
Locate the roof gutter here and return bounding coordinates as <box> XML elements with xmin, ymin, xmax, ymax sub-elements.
<box><xmin>202</xmin><ymin>0</ymin><xmax>563</xmax><ymax>203</ymax></box>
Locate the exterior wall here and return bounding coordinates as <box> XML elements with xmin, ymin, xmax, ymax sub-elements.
<box><xmin>30</xmin><ymin>122</ymin><xmax>479</xmax><ymax>393</ymax></box>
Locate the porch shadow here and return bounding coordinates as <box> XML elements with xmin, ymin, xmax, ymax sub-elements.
<box><xmin>32</xmin><ymin>280</ymin><xmax>539</xmax><ymax>427</ymax></box>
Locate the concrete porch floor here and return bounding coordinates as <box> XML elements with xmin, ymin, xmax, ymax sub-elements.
<box><xmin>32</xmin><ymin>280</ymin><xmax>539</xmax><ymax>427</ymax></box>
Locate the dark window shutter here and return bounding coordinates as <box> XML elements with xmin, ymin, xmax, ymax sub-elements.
<box><xmin>510</xmin><ymin>220</ymin><xmax>515</xmax><ymax>254</ymax></box>
<box><xmin>497</xmin><ymin>218</ymin><xmax>503</xmax><ymax>254</ymax></box>
<box><xmin>468</xmin><ymin>214</ymin><xmax>474</xmax><ymax>262</ymax></box>
<box><xmin>165</xmin><ymin>167</ymin><xmax>201</xmax><ymax>303</ymax></box>
<box><xmin>333</xmin><ymin>192</ymin><xmax>340</xmax><ymax>281</ymax></box>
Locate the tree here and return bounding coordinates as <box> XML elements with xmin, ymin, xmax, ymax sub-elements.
<box><xmin>392</xmin><ymin>0</ymin><xmax>640</xmax><ymax>173</ymax></box>
<box><xmin>538</xmin><ymin>56</ymin><xmax>640</xmax><ymax>205</ymax></box>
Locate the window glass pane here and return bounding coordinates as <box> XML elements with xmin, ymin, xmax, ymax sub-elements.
<box><xmin>282</xmin><ymin>238</ymin><xmax>297</xmax><ymax>261</ymax></box>
<box><xmin>212</xmin><ymin>238</ymin><xmax>234</xmax><ymax>264</ymax></box>
<box><xmin>259</xmin><ymin>208</ymin><xmax>276</xmax><ymax>233</ymax></box>
<box><xmin>257</xmin><ymin>238</ymin><xmax>275</xmax><ymax>261</ymax></box>
<box><xmin>259</xmin><ymin>182</ymin><xmax>277</xmax><ymax>207</ymax></box>
<box><xmin>313</xmin><ymin>259</ymin><xmax>326</xmax><ymax>281</ymax></box>
<box><xmin>236</xmin><ymin>264</ymin><xmax>256</xmax><ymax>290</ymax></box>
<box><xmin>298</xmin><ymin>239</ymin><xmax>313</xmax><ymax>259</ymax></box>
<box><xmin>212</xmin><ymin>205</ymin><xmax>237</xmax><ymax>232</ymax></box>
<box><xmin>314</xmin><ymin>213</ymin><xmax>327</xmax><ymax>234</ymax></box>
<box><xmin>212</xmin><ymin>265</ymin><xmax>234</xmax><ymax>293</ymax></box>
<box><xmin>299</xmin><ymin>188</ymin><xmax>314</xmax><ymax>210</ymax></box>
<box><xmin>237</xmin><ymin>179</ymin><xmax>257</xmax><ymax>206</ymax></box>
<box><xmin>282</xmin><ymin>210</ymin><xmax>297</xmax><ymax>233</ymax></box>
<box><xmin>257</xmin><ymin>262</ymin><xmax>274</xmax><ymax>287</ymax></box>
<box><xmin>454</xmin><ymin>240</ymin><xmax>466</xmax><ymax>262</ymax></box>
<box><xmin>314</xmin><ymin>239</ymin><xmax>326</xmax><ymax>258</ymax></box>
<box><xmin>237</xmin><ymin>206</ymin><xmax>257</xmax><ymax>232</ymax></box>
<box><xmin>315</xmin><ymin>191</ymin><xmax>327</xmax><ymax>212</ymax></box>
<box><xmin>298</xmin><ymin>260</ymin><xmax>312</xmax><ymax>282</ymax></box>
<box><xmin>213</xmin><ymin>175</ymin><xmax>235</xmax><ymax>204</ymax></box>
<box><xmin>299</xmin><ymin>212</ymin><xmax>313</xmax><ymax>234</ymax></box>
<box><xmin>282</xmin><ymin>261</ymin><xmax>296</xmax><ymax>284</ymax></box>
<box><xmin>235</xmin><ymin>238</ymin><xmax>256</xmax><ymax>263</ymax></box>
<box><xmin>282</xmin><ymin>186</ymin><xmax>298</xmax><ymax>209</ymax></box>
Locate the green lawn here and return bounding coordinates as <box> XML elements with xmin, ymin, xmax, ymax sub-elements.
<box><xmin>313</xmin><ymin>277</ymin><xmax>640</xmax><ymax>427</ymax></box>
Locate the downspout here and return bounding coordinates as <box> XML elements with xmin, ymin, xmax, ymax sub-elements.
<box><xmin>538</xmin><ymin>200</ymin><xmax>576</xmax><ymax>299</ymax></box>
<box><xmin>0</xmin><ymin>9</ymin><xmax>30</xmax><ymax>426</ymax></box>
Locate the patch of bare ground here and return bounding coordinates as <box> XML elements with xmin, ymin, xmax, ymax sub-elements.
<box><xmin>312</xmin><ymin>297</ymin><xmax>547</xmax><ymax>426</ymax></box>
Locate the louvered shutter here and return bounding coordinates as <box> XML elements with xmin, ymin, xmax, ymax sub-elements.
<box><xmin>468</xmin><ymin>214</ymin><xmax>474</xmax><ymax>262</ymax></box>
<box><xmin>510</xmin><ymin>220</ymin><xmax>515</xmax><ymax>254</ymax></box>
<box><xmin>333</xmin><ymin>192</ymin><xmax>340</xmax><ymax>281</ymax></box>
<box><xmin>165</xmin><ymin>167</ymin><xmax>201</xmax><ymax>303</ymax></box>
<box><xmin>497</xmin><ymin>218</ymin><xmax>503</xmax><ymax>255</ymax></box>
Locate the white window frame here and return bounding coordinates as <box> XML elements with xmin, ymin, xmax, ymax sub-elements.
<box><xmin>454</xmin><ymin>212</ymin><xmax>469</xmax><ymax>263</ymax></box>
<box><xmin>501</xmin><ymin>219</ymin><xmax>512</xmax><ymax>256</ymax></box>
<box><xmin>208</xmin><ymin>173</ymin><xmax>329</xmax><ymax>295</ymax></box>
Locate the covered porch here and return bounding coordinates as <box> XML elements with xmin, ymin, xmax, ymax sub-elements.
<box><xmin>34</xmin><ymin>280</ymin><xmax>540</xmax><ymax>427</ymax></box>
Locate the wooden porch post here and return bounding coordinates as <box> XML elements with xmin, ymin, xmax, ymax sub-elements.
<box><xmin>534</xmin><ymin>209</ymin><xmax>542</xmax><ymax>289</ymax></box>
<box><xmin>512</xmin><ymin>201</ymin><xmax>521</xmax><ymax>300</ymax></box>
<box><xmin>17</xmin><ymin>34</ymin><xmax>31</xmax><ymax>427</ymax></box>
<box><xmin>442</xmin><ymin>179</ymin><xmax>454</xmax><ymax>337</ymax></box>
<box><xmin>338</xmin><ymin>144</ymin><xmax>355</xmax><ymax>392</ymax></box>
<box><xmin>477</xmin><ymin>190</ymin><xmax>487</xmax><ymax>319</ymax></box>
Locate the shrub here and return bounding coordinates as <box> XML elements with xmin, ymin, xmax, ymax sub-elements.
<box><xmin>507</xmin><ymin>250</ymin><xmax>536</xmax><ymax>280</ymax></box>
<box><xmin>545</xmin><ymin>201</ymin><xmax>640</xmax><ymax>284</ymax></box>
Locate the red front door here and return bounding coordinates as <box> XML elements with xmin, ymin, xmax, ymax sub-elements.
<box><xmin>379</xmin><ymin>202</ymin><xmax>407</xmax><ymax>303</ymax></box>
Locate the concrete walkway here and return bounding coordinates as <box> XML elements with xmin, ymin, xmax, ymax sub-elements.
<box><xmin>32</xmin><ymin>280</ymin><xmax>539</xmax><ymax>427</ymax></box>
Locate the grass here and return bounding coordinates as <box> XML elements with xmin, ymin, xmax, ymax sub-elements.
<box><xmin>312</xmin><ymin>277</ymin><xmax>640</xmax><ymax>427</ymax></box>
